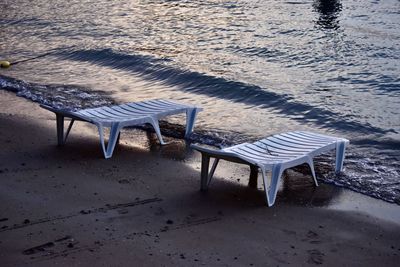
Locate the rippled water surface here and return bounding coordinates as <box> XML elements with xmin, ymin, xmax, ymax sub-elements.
<box><xmin>1</xmin><ymin>0</ymin><xmax>399</xmax><ymax>203</ymax></box>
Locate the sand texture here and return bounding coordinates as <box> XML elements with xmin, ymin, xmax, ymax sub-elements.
<box><xmin>0</xmin><ymin>90</ymin><xmax>399</xmax><ymax>266</ymax></box>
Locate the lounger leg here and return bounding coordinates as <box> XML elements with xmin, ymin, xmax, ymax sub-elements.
<box><xmin>97</xmin><ymin>122</ymin><xmax>122</xmax><ymax>159</ymax></box>
<box><xmin>105</xmin><ymin>122</ymin><xmax>122</xmax><ymax>158</ymax></box>
<box><xmin>56</xmin><ymin>114</ymin><xmax>65</xmax><ymax>146</ymax></box>
<box><xmin>97</xmin><ymin>124</ymin><xmax>107</xmax><ymax>157</ymax></box>
<box><xmin>249</xmin><ymin>165</ymin><xmax>258</xmax><ymax>188</ymax></box>
<box><xmin>335</xmin><ymin>141</ymin><xmax>347</xmax><ymax>173</ymax></box>
<box><xmin>185</xmin><ymin>108</ymin><xmax>199</xmax><ymax>138</ymax></box>
<box><xmin>200</xmin><ymin>154</ymin><xmax>210</xmax><ymax>191</ymax></box>
<box><xmin>64</xmin><ymin>119</ymin><xmax>75</xmax><ymax>144</ymax></box>
<box><xmin>56</xmin><ymin>114</ymin><xmax>75</xmax><ymax>145</ymax></box>
<box><xmin>261</xmin><ymin>164</ymin><xmax>283</xmax><ymax>207</ymax></box>
<box><xmin>200</xmin><ymin>155</ymin><xmax>220</xmax><ymax>190</ymax></box>
<box><xmin>149</xmin><ymin>117</ymin><xmax>166</xmax><ymax>145</ymax></box>
<box><xmin>208</xmin><ymin>158</ymin><xmax>219</xmax><ymax>185</ymax></box>
<box><xmin>306</xmin><ymin>157</ymin><xmax>318</xmax><ymax>186</ymax></box>
<box><xmin>116</xmin><ymin>132</ymin><xmax>121</xmax><ymax>145</ymax></box>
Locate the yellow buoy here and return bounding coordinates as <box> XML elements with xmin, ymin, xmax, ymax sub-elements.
<box><xmin>0</xmin><ymin>61</ymin><xmax>11</xmax><ymax>68</ymax></box>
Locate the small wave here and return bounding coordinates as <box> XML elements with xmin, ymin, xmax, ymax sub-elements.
<box><xmin>285</xmin><ymin>1</ymin><xmax>310</xmax><ymax>5</ymax></box>
<box><xmin>0</xmin><ymin>17</ymin><xmax>52</xmax><ymax>27</ymax></box>
<box><xmin>0</xmin><ymin>74</ymin><xmax>114</xmax><ymax>110</ymax></box>
<box><xmin>61</xmin><ymin>48</ymin><xmax>392</xmax><ymax>135</ymax></box>
<box><xmin>227</xmin><ymin>45</ymin><xmax>286</xmax><ymax>59</ymax></box>
<box><xmin>351</xmin><ymin>137</ymin><xmax>400</xmax><ymax>151</ymax></box>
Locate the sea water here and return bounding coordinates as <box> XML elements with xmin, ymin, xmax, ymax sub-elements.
<box><xmin>1</xmin><ymin>0</ymin><xmax>399</xmax><ymax>203</ymax></box>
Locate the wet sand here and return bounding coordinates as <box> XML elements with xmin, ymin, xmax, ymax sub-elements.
<box><xmin>0</xmin><ymin>90</ymin><xmax>399</xmax><ymax>266</ymax></box>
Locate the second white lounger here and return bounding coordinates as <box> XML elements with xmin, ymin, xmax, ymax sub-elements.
<box><xmin>41</xmin><ymin>99</ymin><xmax>202</xmax><ymax>158</ymax></box>
<box><xmin>191</xmin><ymin>131</ymin><xmax>349</xmax><ymax>207</ymax></box>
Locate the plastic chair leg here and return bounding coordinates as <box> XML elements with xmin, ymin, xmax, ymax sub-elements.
<box><xmin>56</xmin><ymin>114</ymin><xmax>65</xmax><ymax>145</ymax></box>
<box><xmin>208</xmin><ymin>158</ymin><xmax>219</xmax><ymax>186</ymax></box>
<box><xmin>149</xmin><ymin>117</ymin><xmax>166</xmax><ymax>145</ymax></box>
<box><xmin>56</xmin><ymin>114</ymin><xmax>75</xmax><ymax>145</ymax></box>
<box><xmin>200</xmin><ymin>154</ymin><xmax>210</xmax><ymax>191</ymax></box>
<box><xmin>261</xmin><ymin>164</ymin><xmax>283</xmax><ymax>207</ymax></box>
<box><xmin>185</xmin><ymin>108</ymin><xmax>199</xmax><ymax>138</ymax></box>
<box><xmin>105</xmin><ymin>122</ymin><xmax>122</xmax><ymax>158</ymax></box>
<box><xmin>97</xmin><ymin>122</ymin><xmax>122</xmax><ymax>159</ymax></box>
<box><xmin>200</xmin><ymin>156</ymin><xmax>219</xmax><ymax>190</ymax></box>
<box><xmin>306</xmin><ymin>157</ymin><xmax>318</xmax><ymax>186</ymax></box>
<box><xmin>335</xmin><ymin>141</ymin><xmax>347</xmax><ymax>173</ymax></box>
<box><xmin>64</xmin><ymin>119</ymin><xmax>75</xmax><ymax>144</ymax></box>
<box><xmin>116</xmin><ymin>132</ymin><xmax>121</xmax><ymax>145</ymax></box>
<box><xmin>248</xmin><ymin>165</ymin><xmax>258</xmax><ymax>188</ymax></box>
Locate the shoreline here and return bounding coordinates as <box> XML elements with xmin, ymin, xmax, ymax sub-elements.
<box><xmin>2</xmin><ymin>72</ymin><xmax>400</xmax><ymax>205</ymax></box>
<box><xmin>1</xmin><ymin>90</ymin><xmax>399</xmax><ymax>266</ymax></box>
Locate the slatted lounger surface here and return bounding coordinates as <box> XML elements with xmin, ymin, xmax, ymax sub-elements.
<box><xmin>41</xmin><ymin>99</ymin><xmax>202</xmax><ymax>158</ymax></box>
<box><xmin>191</xmin><ymin>131</ymin><xmax>349</xmax><ymax>207</ymax></box>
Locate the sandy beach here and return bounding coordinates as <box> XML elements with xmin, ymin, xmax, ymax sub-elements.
<box><xmin>0</xmin><ymin>90</ymin><xmax>399</xmax><ymax>266</ymax></box>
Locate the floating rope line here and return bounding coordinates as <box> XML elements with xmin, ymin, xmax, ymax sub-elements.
<box><xmin>1</xmin><ymin>46</ymin><xmax>75</xmax><ymax>68</ymax></box>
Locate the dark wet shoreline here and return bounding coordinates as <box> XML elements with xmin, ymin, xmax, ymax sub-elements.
<box><xmin>1</xmin><ymin>73</ymin><xmax>399</xmax><ymax>205</ymax></box>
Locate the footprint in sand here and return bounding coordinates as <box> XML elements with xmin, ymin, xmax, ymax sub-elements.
<box><xmin>307</xmin><ymin>249</ymin><xmax>324</xmax><ymax>265</ymax></box>
<box><xmin>302</xmin><ymin>230</ymin><xmax>322</xmax><ymax>244</ymax></box>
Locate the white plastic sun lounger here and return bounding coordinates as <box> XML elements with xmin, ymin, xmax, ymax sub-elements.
<box><xmin>41</xmin><ymin>99</ymin><xmax>202</xmax><ymax>158</ymax></box>
<box><xmin>191</xmin><ymin>131</ymin><xmax>349</xmax><ymax>207</ymax></box>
